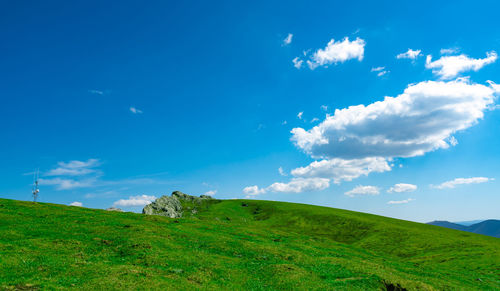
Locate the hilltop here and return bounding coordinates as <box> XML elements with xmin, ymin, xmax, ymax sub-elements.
<box><xmin>0</xmin><ymin>195</ymin><xmax>499</xmax><ymax>290</ymax></box>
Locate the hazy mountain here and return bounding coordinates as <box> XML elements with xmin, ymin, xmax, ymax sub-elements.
<box><xmin>454</xmin><ymin>220</ymin><xmax>485</xmax><ymax>226</ymax></box>
<box><xmin>428</xmin><ymin>219</ymin><xmax>500</xmax><ymax>238</ymax></box>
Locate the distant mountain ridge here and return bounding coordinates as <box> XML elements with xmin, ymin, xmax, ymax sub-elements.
<box><xmin>427</xmin><ymin>219</ymin><xmax>500</xmax><ymax>238</ymax></box>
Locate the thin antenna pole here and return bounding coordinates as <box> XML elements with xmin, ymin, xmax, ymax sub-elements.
<box><xmin>32</xmin><ymin>168</ymin><xmax>39</xmax><ymax>202</ymax></box>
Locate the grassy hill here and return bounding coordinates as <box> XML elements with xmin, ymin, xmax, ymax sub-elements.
<box><xmin>0</xmin><ymin>197</ymin><xmax>499</xmax><ymax>290</ymax></box>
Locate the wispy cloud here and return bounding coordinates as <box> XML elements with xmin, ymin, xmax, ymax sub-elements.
<box><xmin>278</xmin><ymin>167</ymin><xmax>287</xmax><ymax>176</ymax></box>
<box><xmin>345</xmin><ymin>185</ymin><xmax>380</xmax><ymax>197</ymax></box>
<box><xmin>387</xmin><ymin>198</ymin><xmax>415</xmax><ymax>205</ymax></box>
<box><xmin>39</xmin><ymin>177</ymin><xmax>97</xmax><ymax>190</ymax></box>
<box><xmin>282</xmin><ymin>33</ymin><xmax>293</xmax><ymax>46</ymax></box>
<box><xmin>388</xmin><ymin>183</ymin><xmax>417</xmax><ymax>193</ymax></box>
<box><xmin>292</xmin><ymin>57</ymin><xmax>303</xmax><ymax>69</ymax></box>
<box><xmin>88</xmin><ymin>89</ymin><xmax>104</xmax><ymax>95</ymax></box>
<box><xmin>130</xmin><ymin>107</ymin><xmax>143</xmax><ymax>114</ymax></box>
<box><xmin>371</xmin><ymin>66</ymin><xmax>389</xmax><ymax>77</ymax></box>
<box><xmin>40</xmin><ymin>159</ymin><xmax>176</xmax><ymax>191</ymax></box>
<box><xmin>440</xmin><ymin>48</ymin><xmax>459</xmax><ymax>55</ymax></box>
<box><xmin>46</xmin><ymin>159</ymin><xmax>100</xmax><ymax>176</ymax></box>
<box><xmin>432</xmin><ymin>177</ymin><xmax>493</xmax><ymax>189</ymax></box>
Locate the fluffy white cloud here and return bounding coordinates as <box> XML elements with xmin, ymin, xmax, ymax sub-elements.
<box><xmin>69</xmin><ymin>201</ymin><xmax>83</xmax><ymax>207</ymax></box>
<box><xmin>292</xmin><ymin>57</ymin><xmax>303</xmax><ymax>69</ymax></box>
<box><xmin>387</xmin><ymin>198</ymin><xmax>415</xmax><ymax>205</ymax></box>
<box><xmin>396</xmin><ymin>49</ymin><xmax>422</xmax><ymax>60</ymax></box>
<box><xmin>433</xmin><ymin>177</ymin><xmax>493</xmax><ymax>189</ymax></box>
<box><xmin>46</xmin><ymin>159</ymin><xmax>100</xmax><ymax>176</ymax></box>
<box><xmin>291</xmin><ymin>79</ymin><xmax>498</xmax><ymax>160</ymax></box>
<box><xmin>291</xmin><ymin>157</ymin><xmax>390</xmax><ymax>184</ymax></box>
<box><xmin>267</xmin><ymin>177</ymin><xmax>330</xmax><ymax>193</ymax></box>
<box><xmin>130</xmin><ymin>107</ymin><xmax>143</xmax><ymax>114</ymax></box>
<box><xmin>425</xmin><ymin>51</ymin><xmax>497</xmax><ymax>80</ymax></box>
<box><xmin>345</xmin><ymin>185</ymin><xmax>380</xmax><ymax>197</ymax></box>
<box><xmin>307</xmin><ymin>37</ymin><xmax>365</xmax><ymax>70</ymax></box>
<box><xmin>297</xmin><ymin>112</ymin><xmax>303</xmax><ymax>119</ymax></box>
<box><xmin>113</xmin><ymin>195</ymin><xmax>157</xmax><ymax>207</ymax></box>
<box><xmin>243</xmin><ymin>177</ymin><xmax>329</xmax><ymax>196</ymax></box>
<box><xmin>204</xmin><ymin>190</ymin><xmax>217</xmax><ymax>196</ymax></box>
<box><xmin>283</xmin><ymin>33</ymin><xmax>293</xmax><ymax>46</ymax></box>
<box><xmin>388</xmin><ymin>183</ymin><xmax>417</xmax><ymax>193</ymax></box>
<box><xmin>243</xmin><ymin>185</ymin><xmax>266</xmax><ymax>196</ymax></box>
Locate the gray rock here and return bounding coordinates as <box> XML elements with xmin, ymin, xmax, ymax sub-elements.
<box><xmin>142</xmin><ymin>191</ymin><xmax>215</xmax><ymax>217</ymax></box>
<box><xmin>142</xmin><ymin>194</ymin><xmax>183</xmax><ymax>218</ymax></box>
<box><xmin>106</xmin><ymin>207</ymin><xmax>124</xmax><ymax>212</ymax></box>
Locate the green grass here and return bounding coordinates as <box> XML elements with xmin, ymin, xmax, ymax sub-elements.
<box><xmin>0</xmin><ymin>198</ymin><xmax>499</xmax><ymax>290</ymax></box>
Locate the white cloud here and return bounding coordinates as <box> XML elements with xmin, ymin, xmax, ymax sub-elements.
<box><xmin>388</xmin><ymin>183</ymin><xmax>417</xmax><ymax>193</ymax></box>
<box><xmin>371</xmin><ymin>67</ymin><xmax>389</xmax><ymax>77</ymax></box>
<box><xmin>39</xmin><ymin>177</ymin><xmax>96</xmax><ymax>190</ymax></box>
<box><xmin>292</xmin><ymin>57</ymin><xmax>303</xmax><ymax>69</ymax></box>
<box><xmin>307</xmin><ymin>37</ymin><xmax>365</xmax><ymax>70</ymax></box>
<box><xmin>448</xmin><ymin>136</ymin><xmax>458</xmax><ymax>146</ymax></box>
<box><xmin>278</xmin><ymin>167</ymin><xmax>287</xmax><ymax>176</ymax></box>
<box><xmin>283</xmin><ymin>33</ymin><xmax>293</xmax><ymax>46</ymax></box>
<box><xmin>113</xmin><ymin>195</ymin><xmax>157</xmax><ymax>207</ymax></box>
<box><xmin>396</xmin><ymin>49</ymin><xmax>422</xmax><ymax>60</ymax></box>
<box><xmin>88</xmin><ymin>89</ymin><xmax>104</xmax><ymax>95</ymax></box>
<box><xmin>243</xmin><ymin>177</ymin><xmax>329</xmax><ymax>196</ymax></box>
<box><xmin>310</xmin><ymin>117</ymin><xmax>319</xmax><ymax>123</ymax></box>
<box><xmin>69</xmin><ymin>201</ymin><xmax>83</xmax><ymax>207</ymax></box>
<box><xmin>297</xmin><ymin>112</ymin><xmax>303</xmax><ymax>119</ymax></box>
<box><xmin>291</xmin><ymin>157</ymin><xmax>390</xmax><ymax>184</ymax></box>
<box><xmin>243</xmin><ymin>185</ymin><xmax>266</xmax><ymax>197</ymax></box>
<box><xmin>433</xmin><ymin>177</ymin><xmax>493</xmax><ymax>189</ymax></box>
<box><xmin>345</xmin><ymin>185</ymin><xmax>380</xmax><ymax>197</ymax></box>
<box><xmin>425</xmin><ymin>51</ymin><xmax>497</xmax><ymax>80</ymax></box>
<box><xmin>440</xmin><ymin>48</ymin><xmax>459</xmax><ymax>55</ymax></box>
<box><xmin>267</xmin><ymin>177</ymin><xmax>330</xmax><ymax>193</ymax></box>
<box><xmin>291</xmin><ymin>79</ymin><xmax>498</xmax><ymax>160</ymax></box>
<box><xmin>204</xmin><ymin>190</ymin><xmax>217</xmax><ymax>196</ymax></box>
<box><xmin>321</xmin><ymin>105</ymin><xmax>328</xmax><ymax>111</ymax></box>
<box><xmin>130</xmin><ymin>107</ymin><xmax>143</xmax><ymax>114</ymax></box>
<box><xmin>46</xmin><ymin>159</ymin><xmax>100</xmax><ymax>176</ymax></box>
<box><xmin>387</xmin><ymin>198</ymin><xmax>415</xmax><ymax>205</ymax></box>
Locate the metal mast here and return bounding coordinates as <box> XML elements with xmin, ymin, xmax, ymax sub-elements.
<box><xmin>32</xmin><ymin>169</ymin><xmax>39</xmax><ymax>202</ymax></box>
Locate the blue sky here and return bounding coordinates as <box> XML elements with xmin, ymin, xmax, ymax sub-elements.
<box><xmin>2</xmin><ymin>0</ymin><xmax>500</xmax><ymax>222</ymax></box>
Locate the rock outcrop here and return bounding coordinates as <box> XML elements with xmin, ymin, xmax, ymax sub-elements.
<box><xmin>142</xmin><ymin>191</ymin><xmax>213</xmax><ymax>218</ymax></box>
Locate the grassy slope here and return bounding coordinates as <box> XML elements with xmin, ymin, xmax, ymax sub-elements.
<box><xmin>0</xmin><ymin>198</ymin><xmax>499</xmax><ymax>290</ymax></box>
